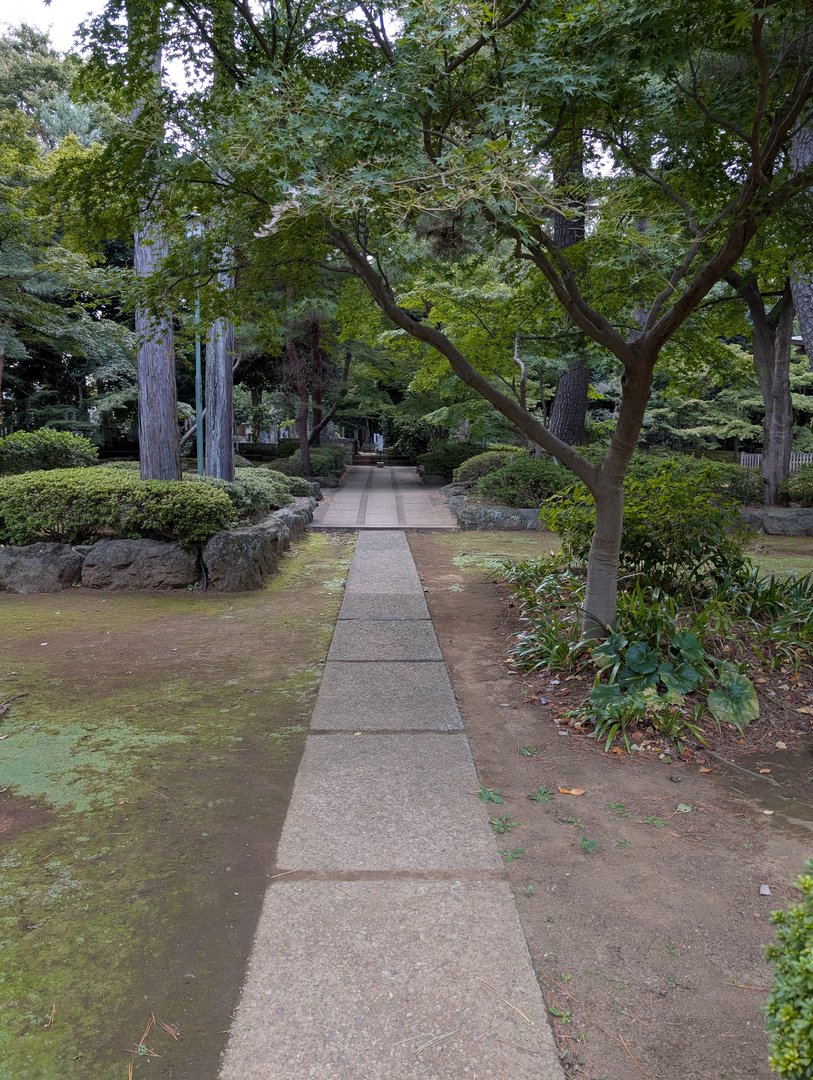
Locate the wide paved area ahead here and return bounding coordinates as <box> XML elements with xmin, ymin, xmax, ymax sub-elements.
<box><xmin>220</xmin><ymin>531</ymin><xmax>564</xmax><ymax>1079</ymax></box>
<box><xmin>313</xmin><ymin>465</ymin><xmax>458</xmax><ymax>529</ymax></box>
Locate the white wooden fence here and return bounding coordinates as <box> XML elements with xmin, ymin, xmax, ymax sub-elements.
<box><xmin>740</xmin><ymin>451</ymin><xmax>813</xmax><ymax>473</ymax></box>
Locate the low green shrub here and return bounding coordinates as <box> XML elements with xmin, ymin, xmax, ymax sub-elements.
<box><xmin>476</xmin><ymin>455</ymin><xmax>571</xmax><ymax>507</ymax></box>
<box><xmin>0</xmin><ymin>428</ymin><xmax>98</xmax><ymax>475</ymax></box>
<box><xmin>765</xmin><ymin>860</ymin><xmax>813</xmax><ymax>1079</ymax></box>
<box><xmin>268</xmin><ymin>445</ymin><xmax>346</xmax><ymax>477</ymax></box>
<box><xmin>0</xmin><ymin>467</ymin><xmax>234</xmax><ymax>546</ymax></box>
<box><xmin>194</xmin><ymin>468</ymin><xmax>296</xmax><ymax>521</ymax></box>
<box><xmin>273</xmin><ymin>440</ymin><xmax>299</xmax><ymax>458</ymax></box>
<box><xmin>627</xmin><ymin>452</ymin><xmax>761</xmax><ymax>505</ymax></box>
<box><xmin>453</xmin><ymin>449</ymin><xmax>523</xmax><ymax>483</ymax></box>
<box><xmin>541</xmin><ymin>463</ymin><xmax>746</xmax><ymax>599</ymax></box>
<box><xmin>781</xmin><ymin>465</ymin><xmax>813</xmax><ymax>507</ymax></box>
<box><xmin>417</xmin><ymin>441</ymin><xmax>481</xmax><ymax>480</ymax></box>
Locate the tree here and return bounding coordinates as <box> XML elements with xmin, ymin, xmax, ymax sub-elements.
<box><xmin>253</xmin><ymin>0</ymin><xmax>811</xmax><ymax>629</ymax></box>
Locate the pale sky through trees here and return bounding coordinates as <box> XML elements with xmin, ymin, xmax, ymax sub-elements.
<box><xmin>4</xmin><ymin>1</ymin><xmax>104</xmax><ymax>52</ymax></box>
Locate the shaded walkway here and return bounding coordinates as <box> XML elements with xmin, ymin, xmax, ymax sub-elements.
<box><xmin>220</xmin><ymin>531</ymin><xmax>564</xmax><ymax>1079</ymax></box>
<box><xmin>313</xmin><ymin>465</ymin><xmax>457</xmax><ymax>529</ymax></box>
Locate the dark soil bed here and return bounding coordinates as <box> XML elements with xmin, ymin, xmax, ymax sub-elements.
<box><xmin>410</xmin><ymin>530</ymin><xmax>813</xmax><ymax>1080</ymax></box>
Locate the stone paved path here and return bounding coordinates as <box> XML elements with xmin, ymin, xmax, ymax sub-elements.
<box><xmin>313</xmin><ymin>465</ymin><xmax>458</xmax><ymax>529</ymax></box>
<box><xmin>220</xmin><ymin>531</ymin><xmax>564</xmax><ymax>1079</ymax></box>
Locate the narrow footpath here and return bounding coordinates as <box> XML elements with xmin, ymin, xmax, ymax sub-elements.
<box><xmin>221</xmin><ymin>490</ymin><xmax>564</xmax><ymax>1077</ymax></box>
<box><xmin>313</xmin><ymin>464</ymin><xmax>458</xmax><ymax>529</ymax></box>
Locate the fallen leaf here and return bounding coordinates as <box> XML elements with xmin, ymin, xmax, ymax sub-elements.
<box><xmin>762</xmin><ymin>810</ymin><xmax>775</xmax><ymax>816</ymax></box>
<box><xmin>699</xmin><ymin>767</ymin><xmax>712</xmax><ymax>774</ymax></box>
<box><xmin>758</xmin><ymin>768</ymin><xmax>772</xmax><ymax>775</ymax></box>
<box><xmin>795</xmin><ymin>706</ymin><xmax>813</xmax><ymax>716</ymax></box>
<box><xmin>558</xmin><ymin>787</ymin><xmax>586</xmax><ymax>796</ymax></box>
<box><xmin>775</xmin><ymin>741</ymin><xmax>788</xmax><ymax>750</ymax></box>
<box><xmin>677</xmin><ymin>803</ymin><xmax>694</xmax><ymax>813</ymax></box>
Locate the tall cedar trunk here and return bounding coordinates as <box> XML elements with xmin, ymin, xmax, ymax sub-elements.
<box><xmin>310</xmin><ymin>317</ymin><xmax>323</xmax><ymax>445</ymax></box>
<box><xmin>205</xmin><ymin>269</ymin><xmax>236</xmax><ymax>481</ymax></box>
<box><xmin>126</xmin><ymin>17</ymin><xmax>180</xmax><ymax>481</ymax></box>
<box><xmin>0</xmin><ymin>347</ymin><xmax>4</xmax><ymax>429</ymax></box>
<box><xmin>205</xmin><ymin>8</ymin><xmax>238</xmax><ymax>480</ymax></box>
<box><xmin>754</xmin><ymin>292</ymin><xmax>794</xmax><ymax>505</ymax></box>
<box><xmin>549</xmin><ymin>133</ymin><xmax>589</xmax><ymax>445</ymax></box>
<box><xmin>790</xmin><ymin>125</ymin><xmax>813</xmax><ymax>364</ymax></box>
<box><xmin>134</xmin><ymin>217</ymin><xmax>181</xmax><ymax>480</ymax></box>
<box><xmin>287</xmin><ymin>339</ymin><xmax>311</xmax><ymax>474</ymax></box>
<box><xmin>728</xmin><ymin>274</ymin><xmax>794</xmax><ymax>505</ymax></box>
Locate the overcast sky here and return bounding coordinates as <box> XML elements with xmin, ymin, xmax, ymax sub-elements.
<box><xmin>5</xmin><ymin>1</ymin><xmax>106</xmax><ymax>53</ymax></box>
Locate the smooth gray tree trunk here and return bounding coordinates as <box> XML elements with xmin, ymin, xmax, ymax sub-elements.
<box><xmin>205</xmin><ymin>270</ymin><xmax>236</xmax><ymax>481</ymax></box>
<box><xmin>134</xmin><ymin>219</ymin><xmax>181</xmax><ymax>480</ymax></box>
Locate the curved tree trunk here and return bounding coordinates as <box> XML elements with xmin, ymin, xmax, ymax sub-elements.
<box><xmin>310</xmin><ymin>316</ymin><xmax>323</xmax><ymax>446</ymax></box>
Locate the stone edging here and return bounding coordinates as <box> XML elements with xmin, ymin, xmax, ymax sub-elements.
<box><xmin>738</xmin><ymin>507</ymin><xmax>813</xmax><ymax>536</ymax></box>
<box><xmin>443</xmin><ymin>485</ymin><xmax>542</xmax><ymax>531</ymax></box>
<box><xmin>0</xmin><ymin>495</ymin><xmax>319</xmax><ymax>595</ymax></box>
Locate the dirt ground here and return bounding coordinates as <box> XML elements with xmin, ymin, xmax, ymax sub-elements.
<box><xmin>409</xmin><ymin>531</ymin><xmax>813</xmax><ymax>1080</ymax></box>
<box><xmin>0</xmin><ymin>532</ymin><xmax>354</xmax><ymax>1080</ymax></box>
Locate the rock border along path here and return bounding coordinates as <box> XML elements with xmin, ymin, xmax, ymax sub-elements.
<box><xmin>220</xmin><ymin>531</ymin><xmax>564</xmax><ymax>1079</ymax></box>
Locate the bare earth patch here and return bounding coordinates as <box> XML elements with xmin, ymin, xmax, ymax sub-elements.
<box><xmin>0</xmin><ymin>532</ymin><xmax>353</xmax><ymax>1080</ymax></box>
<box><xmin>410</xmin><ymin>530</ymin><xmax>813</xmax><ymax>1080</ymax></box>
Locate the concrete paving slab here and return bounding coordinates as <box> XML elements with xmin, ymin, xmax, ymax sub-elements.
<box><xmin>220</xmin><ymin>879</ymin><xmax>565</xmax><ymax>1080</ymax></box>
<box><xmin>276</xmin><ymin>734</ymin><xmax>500</xmax><ymax>870</ymax></box>
<box><xmin>311</xmin><ymin>661</ymin><xmax>462</xmax><ymax>730</ymax></box>
<box><xmin>328</xmin><ymin>619</ymin><xmax>441</xmax><ymax>661</ymax></box>
<box><xmin>312</xmin><ymin>466</ymin><xmax>459</xmax><ymax>529</ymax></box>
<box><xmin>339</xmin><ymin>593</ymin><xmax>430</xmax><ymax>620</ymax></box>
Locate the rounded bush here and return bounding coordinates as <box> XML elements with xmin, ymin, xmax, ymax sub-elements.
<box><xmin>453</xmin><ymin>449</ymin><xmax>523</xmax><ymax>483</ymax></box>
<box><xmin>765</xmin><ymin>860</ymin><xmax>813</xmax><ymax>1079</ymax></box>
<box><xmin>417</xmin><ymin>442</ymin><xmax>481</xmax><ymax>480</ymax></box>
<box><xmin>0</xmin><ymin>428</ymin><xmax>98</xmax><ymax>475</ymax></box>
<box><xmin>476</xmin><ymin>456</ymin><xmax>571</xmax><ymax>507</ymax></box>
<box><xmin>781</xmin><ymin>466</ymin><xmax>813</xmax><ymax>507</ymax></box>
<box><xmin>268</xmin><ymin>445</ymin><xmax>346</xmax><ymax>477</ymax></box>
<box><xmin>193</xmin><ymin>468</ymin><xmax>296</xmax><ymax>521</ymax></box>
<box><xmin>0</xmin><ymin>467</ymin><xmax>234</xmax><ymax>547</ymax></box>
<box><xmin>541</xmin><ymin>462</ymin><xmax>745</xmax><ymax>596</ymax></box>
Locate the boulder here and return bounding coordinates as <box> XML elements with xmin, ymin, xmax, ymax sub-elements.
<box><xmin>421</xmin><ymin>473</ymin><xmax>449</xmax><ymax>486</ymax></box>
<box><xmin>762</xmin><ymin>508</ymin><xmax>813</xmax><ymax>536</ymax></box>
<box><xmin>274</xmin><ymin>497</ymin><xmax>316</xmax><ymax>542</ymax></box>
<box><xmin>738</xmin><ymin>509</ymin><xmax>765</xmax><ymax>532</ymax></box>
<box><xmin>82</xmin><ymin>539</ymin><xmax>199</xmax><ymax>590</ymax></box>
<box><xmin>0</xmin><ymin>543</ymin><xmax>83</xmax><ymax>593</ymax></box>
<box><xmin>202</xmin><ymin>523</ymin><xmax>283</xmax><ymax>591</ymax></box>
<box><xmin>446</xmin><ymin>494</ymin><xmax>542</xmax><ymax>531</ymax></box>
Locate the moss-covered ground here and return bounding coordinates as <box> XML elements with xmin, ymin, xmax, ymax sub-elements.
<box><xmin>0</xmin><ymin>532</ymin><xmax>353</xmax><ymax>1079</ymax></box>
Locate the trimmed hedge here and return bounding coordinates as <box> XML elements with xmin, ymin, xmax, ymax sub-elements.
<box><xmin>194</xmin><ymin>468</ymin><xmax>299</xmax><ymax>521</ymax></box>
<box><xmin>765</xmin><ymin>860</ymin><xmax>813</xmax><ymax>1079</ymax></box>
<box><xmin>781</xmin><ymin>465</ymin><xmax>813</xmax><ymax>507</ymax></box>
<box><xmin>0</xmin><ymin>428</ymin><xmax>98</xmax><ymax>475</ymax></box>
<box><xmin>453</xmin><ymin>448</ymin><xmax>523</xmax><ymax>483</ymax></box>
<box><xmin>268</xmin><ymin>445</ymin><xmax>346</xmax><ymax>477</ymax></box>
<box><xmin>0</xmin><ymin>468</ymin><xmax>235</xmax><ymax>546</ymax></box>
<box><xmin>476</xmin><ymin>455</ymin><xmax>571</xmax><ymax>507</ymax></box>
<box><xmin>418</xmin><ymin>442</ymin><xmax>481</xmax><ymax>480</ymax></box>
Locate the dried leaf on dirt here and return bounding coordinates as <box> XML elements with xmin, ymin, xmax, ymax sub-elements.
<box><xmin>558</xmin><ymin>787</ymin><xmax>586</xmax><ymax>796</ymax></box>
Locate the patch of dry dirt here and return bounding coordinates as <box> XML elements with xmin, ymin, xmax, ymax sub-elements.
<box><xmin>410</xmin><ymin>531</ymin><xmax>812</xmax><ymax>1080</ymax></box>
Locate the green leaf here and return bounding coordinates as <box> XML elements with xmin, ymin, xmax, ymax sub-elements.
<box><xmin>659</xmin><ymin>661</ymin><xmax>703</xmax><ymax>694</ymax></box>
<box><xmin>625</xmin><ymin>641</ymin><xmax>659</xmax><ymax>674</ymax></box>
<box><xmin>671</xmin><ymin>632</ymin><xmax>704</xmax><ymax>664</ymax></box>
<box><xmin>707</xmin><ymin>673</ymin><xmax>759</xmax><ymax>729</ymax></box>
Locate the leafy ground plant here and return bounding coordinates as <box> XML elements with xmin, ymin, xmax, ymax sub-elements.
<box><xmin>765</xmin><ymin>860</ymin><xmax>813</xmax><ymax>1079</ymax></box>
